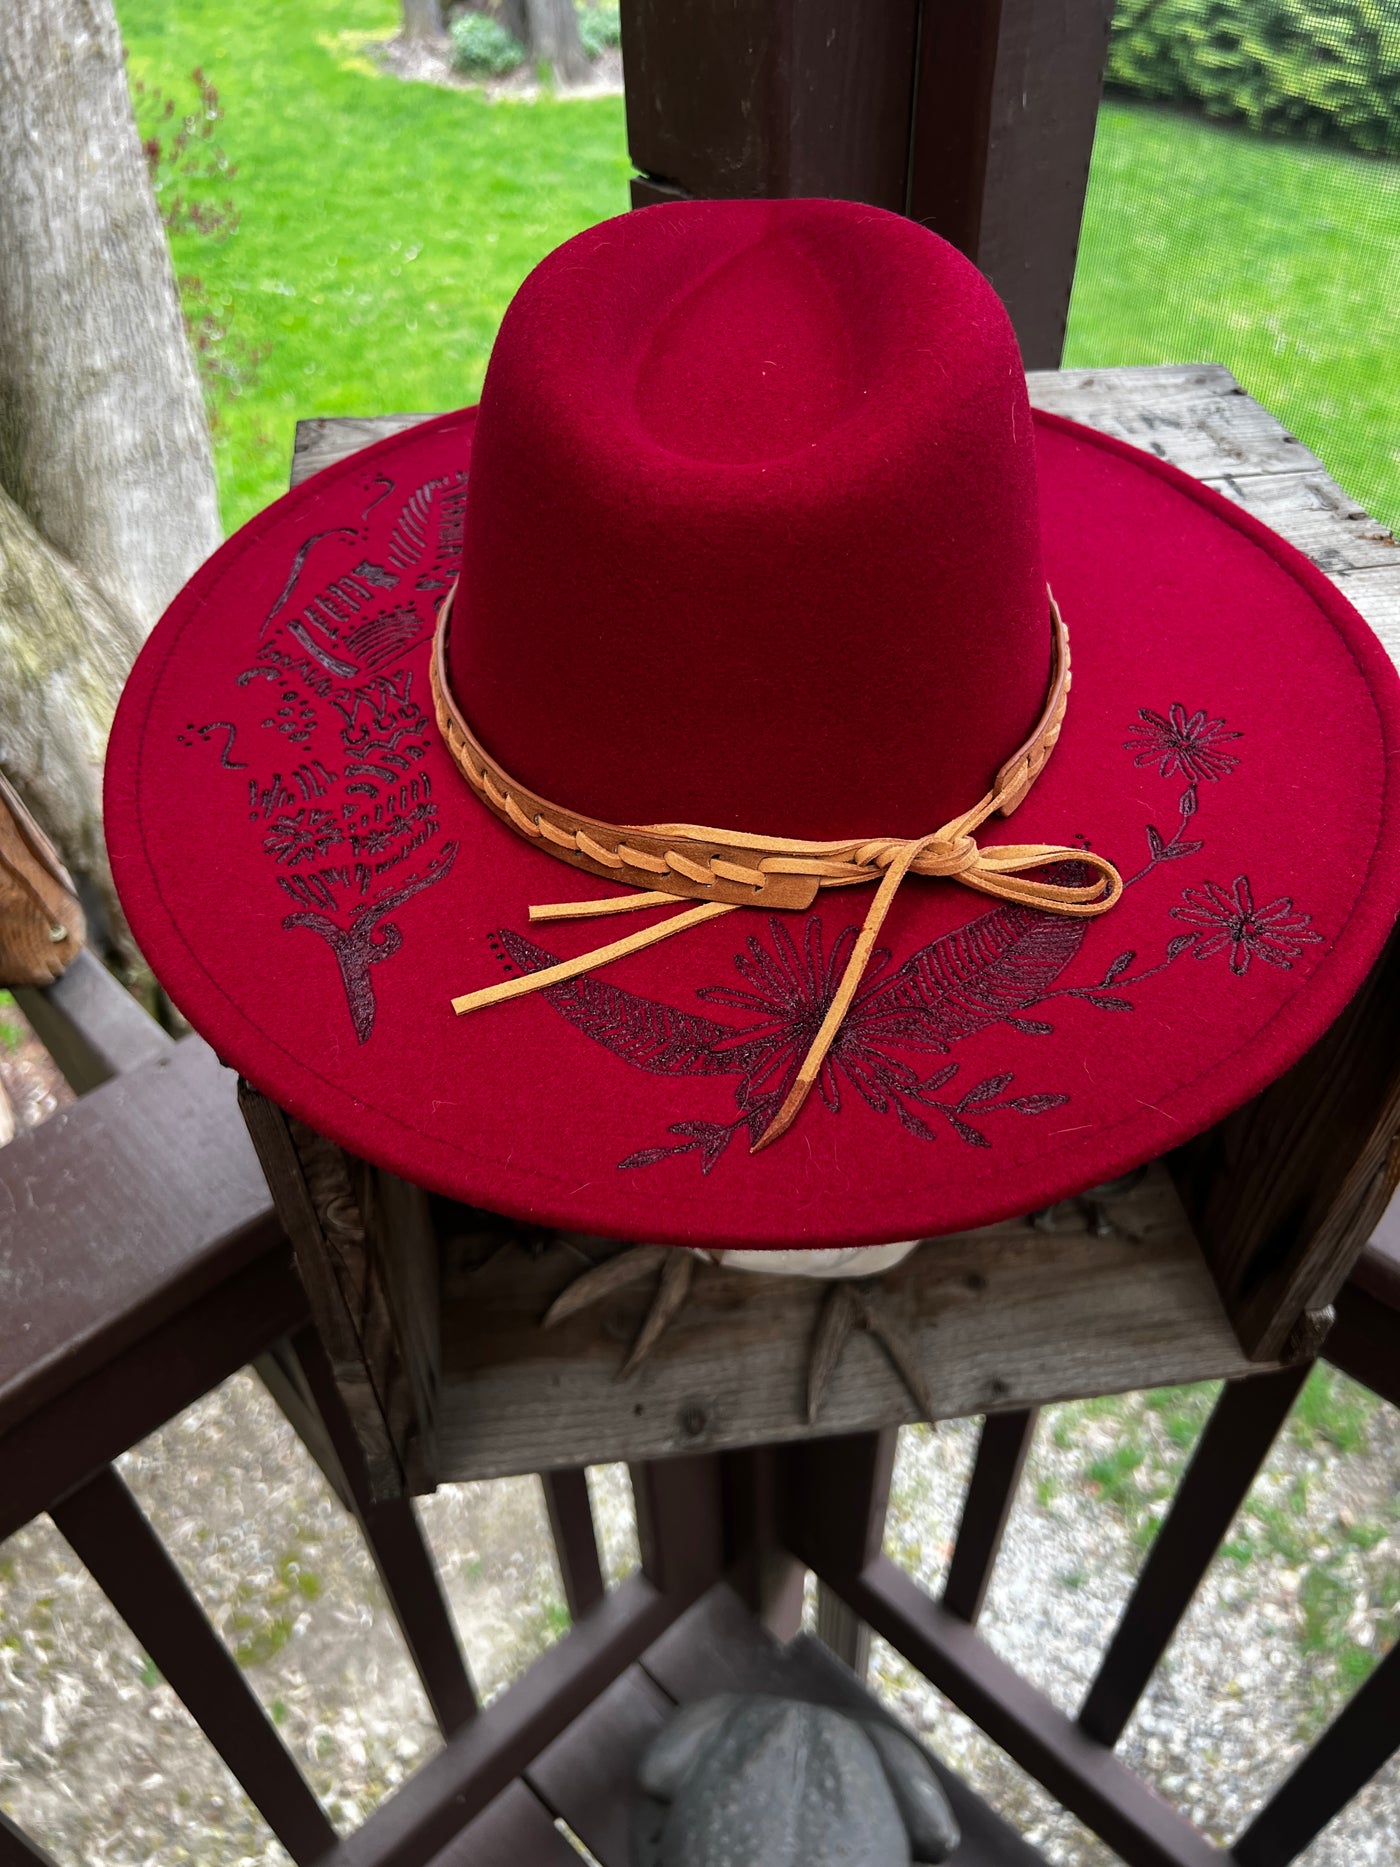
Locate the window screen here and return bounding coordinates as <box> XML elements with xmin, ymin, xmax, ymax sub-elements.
<box><xmin>1066</xmin><ymin>0</ymin><xmax>1400</xmax><ymax>530</ymax></box>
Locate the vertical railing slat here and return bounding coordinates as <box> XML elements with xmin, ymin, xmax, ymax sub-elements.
<box><xmin>1232</xmin><ymin>1639</ymin><xmax>1400</xmax><ymax>1867</ymax></box>
<box><xmin>286</xmin><ymin>1326</ymin><xmax>477</xmax><ymax>1737</ymax></box>
<box><xmin>0</xmin><ymin>1808</ymin><xmax>63</xmax><ymax>1867</ymax></box>
<box><xmin>629</xmin><ymin>1456</ymin><xmax>725</xmax><ymax>1603</ymax></box>
<box><xmin>942</xmin><ymin>1407</ymin><xmax>1039</xmax><ymax>1625</ymax></box>
<box><xmin>1079</xmin><ymin>1364</ymin><xmax>1311</xmax><ymax>1747</ymax></box>
<box><xmin>540</xmin><ymin>1468</ymin><xmax>606</xmax><ymax>1620</ymax></box>
<box><xmin>778</xmin><ymin>1428</ymin><xmax>899</xmax><ymax>1678</ymax></box>
<box><xmin>49</xmin><ymin>1466</ymin><xmax>336</xmax><ymax>1864</ymax></box>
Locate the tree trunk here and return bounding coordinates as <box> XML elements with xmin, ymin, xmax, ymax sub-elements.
<box><xmin>0</xmin><ymin>487</ymin><xmax>144</xmax><ymax>953</ymax></box>
<box><xmin>402</xmin><ymin>0</ymin><xmax>445</xmax><ymax>40</ymax></box>
<box><xmin>0</xmin><ymin>0</ymin><xmax>221</xmax><ymax>958</ymax></box>
<box><xmin>0</xmin><ymin>1</ymin><xmax>220</xmax><ymax>636</ymax></box>
<box><xmin>497</xmin><ymin>0</ymin><xmax>529</xmax><ymax>47</ymax></box>
<box><xmin>524</xmin><ymin>0</ymin><xmax>591</xmax><ymax>85</ymax></box>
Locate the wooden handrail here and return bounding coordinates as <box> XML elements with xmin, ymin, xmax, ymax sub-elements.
<box><xmin>0</xmin><ymin>1033</ymin><xmax>278</xmax><ymax>1432</ymax></box>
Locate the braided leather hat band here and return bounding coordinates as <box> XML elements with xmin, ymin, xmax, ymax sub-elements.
<box><xmin>431</xmin><ymin>584</ymin><xmax>1122</xmax><ymax>1151</ymax></box>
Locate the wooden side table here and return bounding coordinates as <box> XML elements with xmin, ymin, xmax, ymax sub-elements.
<box><xmin>245</xmin><ymin>364</ymin><xmax>1400</xmax><ymax>1499</ymax></box>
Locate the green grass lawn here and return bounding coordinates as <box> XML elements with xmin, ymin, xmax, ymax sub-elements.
<box><xmin>1068</xmin><ymin>99</ymin><xmax>1400</xmax><ymax>531</ymax></box>
<box><xmin>116</xmin><ymin>0</ymin><xmax>630</xmax><ymax>532</ymax></box>
<box><xmin>114</xmin><ymin>5</ymin><xmax>1398</xmax><ymax>536</ymax></box>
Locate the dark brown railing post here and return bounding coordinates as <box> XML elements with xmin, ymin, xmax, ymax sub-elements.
<box><xmin>541</xmin><ymin>1467</ymin><xmax>607</xmax><ymax>1620</ymax></box>
<box><xmin>778</xmin><ymin>1428</ymin><xmax>898</xmax><ymax>1675</ymax></box>
<box><xmin>620</xmin><ymin>0</ymin><xmax>1115</xmax><ymax>367</ymax></box>
<box><xmin>718</xmin><ymin>1445</ymin><xmax>805</xmax><ymax>1640</ymax></box>
<box><xmin>1079</xmin><ymin>1365</ymin><xmax>1311</xmax><ymax>1747</ymax></box>
<box><xmin>1233</xmin><ymin>1638</ymin><xmax>1400</xmax><ymax>1866</ymax></box>
<box><xmin>907</xmin><ymin>0</ymin><xmax>1116</xmax><ymax>366</ymax></box>
<box><xmin>50</xmin><ymin>1466</ymin><xmax>337</xmax><ymax>1864</ymax></box>
<box><xmin>942</xmin><ymin>1407</ymin><xmax>1039</xmax><ymax>1625</ymax></box>
<box><xmin>621</xmin><ymin>0</ymin><xmax>920</xmax><ymax>211</ymax></box>
<box><xmin>630</xmin><ymin>1454</ymin><xmax>726</xmax><ymax>1603</ymax></box>
<box><xmin>283</xmin><ymin>1325</ymin><xmax>478</xmax><ymax>1739</ymax></box>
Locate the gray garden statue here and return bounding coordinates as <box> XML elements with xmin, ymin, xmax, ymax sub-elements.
<box><xmin>635</xmin><ymin>1693</ymin><xmax>961</xmax><ymax>1866</ymax></box>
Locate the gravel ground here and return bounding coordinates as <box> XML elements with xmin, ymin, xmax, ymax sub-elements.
<box><xmin>0</xmin><ymin>1367</ymin><xmax>640</xmax><ymax>1864</ymax></box>
<box><xmin>1</xmin><ymin>999</ymin><xmax>1396</xmax><ymax>1863</ymax></box>
<box><xmin>876</xmin><ymin>1385</ymin><xmax>1400</xmax><ymax>1864</ymax></box>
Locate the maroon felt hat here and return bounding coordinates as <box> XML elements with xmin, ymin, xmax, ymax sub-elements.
<box><xmin>106</xmin><ymin>199</ymin><xmax>1400</xmax><ymax>1249</ymax></box>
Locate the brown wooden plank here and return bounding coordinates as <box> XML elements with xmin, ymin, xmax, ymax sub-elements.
<box><xmin>425</xmin><ymin>1783</ymin><xmax>579</xmax><ymax>1867</ymax></box>
<box><xmin>629</xmin><ymin>176</ymin><xmax>688</xmax><ymax>210</ymax></box>
<box><xmin>1025</xmin><ymin>364</ymin><xmax>1329</xmax><ymax>480</ymax></box>
<box><xmin>436</xmin><ymin>1169</ymin><xmax>1284</xmax><ymax>1481</ymax></box>
<box><xmin>910</xmin><ymin>0</ymin><xmax>1116</xmax><ymax>367</ymax></box>
<box><xmin>291</xmin><ymin>414</ymin><xmax>439</xmax><ymax>487</ymax></box>
<box><xmin>836</xmin><ymin>1557</ymin><xmax>1221</xmax><ymax>1867</ymax></box>
<box><xmin>1077</xmin><ymin>1365</ymin><xmax>1311</xmax><ymax>1747</ymax></box>
<box><xmin>51</xmin><ymin>1466</ymin><xmax>337</xmax><ymax>1865</ymax></box>
<box><xmin>12</xmin><ymin>948</ymin><xmax>173</xmax><ymax>1093</ymax></box>
<box><xmin>716</xmin><ymin>1444</ymin><xmax>806</xmax><ymax>1638</ymax></box>
<box><xmin>1171</xmin><ymin>922</ymin><xmax>1400</xmax><ymax>1359</ymax></box>
<box><xmin>0</xmin><ymin>1249</ymin><xmax>305</xmax><ymax>1545</ymax></box>
<box><xmin>254</xmin><ymin>1338</ymin><xmax>357</xmax><ymax>1513</ymax></box>
<box><xmin>638</xmin><ymin>1575</ymin><xmax>792</xmax><ymax>1700</ymax></box>
<box><xmin>0</xmin><ymin>1036</ymin><xmax>279</xmax><ymax>1434</ymax></box>
<box><xmin>943</xmin><ymin>1407</ymin><xmax>1039</xmax><ymax>1625</ymax></box>
<box><xmin>238</xmin><ymin>1085</ymin><xmax>436</xmax><ymax>1499</ymax></box>
<box><xmin>541</xmin><ymin>1467</ymin><xmax>606</xmax><ymax>1619</ymax></box>
<box><xmin>1233</xmin><ymin>1638</ymin><xmax>1400</xmax><ymax>1866</ymax></box>
<box><xmin>527</xmin><ymin>1666</ymin><xmax>672</xmax><ymax>1866</ymax></box>
<box><xmin>320</xmin><ymin>1575</ymin><xmax>688</xmax><ymax>1867</ymax></box>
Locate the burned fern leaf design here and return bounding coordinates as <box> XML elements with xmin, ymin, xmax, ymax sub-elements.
<box><xmin>493</xmin><ymin>899</ymin><xmax>1080</xmax><ymax>1173</ymax></box>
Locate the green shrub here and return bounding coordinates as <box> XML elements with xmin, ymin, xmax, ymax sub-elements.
<box><xmin>450</xmin><ymin>11</ymin><xmax>525</xmax><ymax>78</ymax></box>
<box><xmin>1106</xmin><ymin>0</ymin><xmax>1400</xmax><ymax>156</ymax></box>
<box><xmin>577</xmin><ymin>3</ymin><xmax>622</xmax><ymax>61</ymax></box>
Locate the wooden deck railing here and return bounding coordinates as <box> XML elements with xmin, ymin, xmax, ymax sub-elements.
<box><xmin>1</xmin><ymin>953</ymin><xmax>1398</xmax><ymax>1866</ymax></box>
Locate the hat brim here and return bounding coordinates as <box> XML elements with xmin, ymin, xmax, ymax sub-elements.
<box><xmin>106</xmin><ymin>407</ymin><xmax>1400</xmax><ymax>1247</ymax></box>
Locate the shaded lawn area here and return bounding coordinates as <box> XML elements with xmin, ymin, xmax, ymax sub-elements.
<box><xmin>115</xmin><ymin>1</ymin><xmax>1399</xmax><ymax>539</ymax></box>
<box><xmin>116</xmin><ymin>0</ymin><xmax>630</xmax><ymax>532</ymax></box>
<box><xmin>1068</xmin><ymin>101</ymin><xmax>1400</xmax><ymax>532</ymax></box>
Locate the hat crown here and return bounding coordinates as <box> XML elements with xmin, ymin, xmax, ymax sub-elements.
<box><xmin>451</xmin><ymin>198</ymin><xmax>1049</xmax><ymax>839</ymax></box>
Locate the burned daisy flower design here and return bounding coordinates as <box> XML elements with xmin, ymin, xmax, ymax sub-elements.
<box><xmin>1171</xmin><ymin>875</ymin><xmax>1322</xmax><ymax>976</ymax></box>
<box><xmin>1126</xmin><ymin>703</ymin><xmax>1241</xmax><ymax>786</ymax></box>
